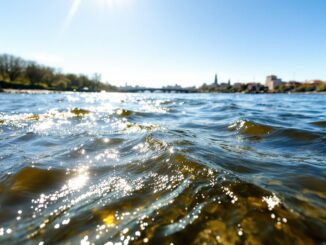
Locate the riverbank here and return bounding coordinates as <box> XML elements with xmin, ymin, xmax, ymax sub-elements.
<box><xmin>1</xmin><ymin>88</ymin><xmax>326</xmax><ymax>94</ymax></box>
<box><xmin>1</xmin><ymin>88</ymin><xmax>60</xmax><ymax>94</ymax></box>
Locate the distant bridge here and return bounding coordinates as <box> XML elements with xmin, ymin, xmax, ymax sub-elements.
<box><xmin>119</xmin><ymin>88</ymin><xmax>198</xmax><ymax>93</ymax></box>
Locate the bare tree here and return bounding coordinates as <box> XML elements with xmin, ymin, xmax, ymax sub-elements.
<box><xmin>0</xmin><ymin>54</ymin><xmax>9</xmax><ymax>79</ymax></box>
<box><xmin>25</xmin><ymin>62</ymin><xmax>45</xmax><ymax>85</ymax></box>
<box><xmin>0</xmin><ymin>54</ymin><xmax>26</xmax><ymax>81</ymax></box>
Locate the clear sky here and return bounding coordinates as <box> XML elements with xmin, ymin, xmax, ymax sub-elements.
<box><xmin>1</xmin><ymin>0</ymin><xmax>326</xmax><ymax>87</ymax></box>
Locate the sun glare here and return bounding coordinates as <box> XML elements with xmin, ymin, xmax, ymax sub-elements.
<box><xmin>63</xmin><ymin>0</ymin><xmax>82</xmax><ymax>30</ymax></box>
<box><xmin>63</xmin><ymin>0</ymin><xmax>131</xmax><ymax>31</ymax></box>
<box><xmin>96</xmin><ymin>0</ymin><xmax>131</xmax><ymax>8</ymax></box>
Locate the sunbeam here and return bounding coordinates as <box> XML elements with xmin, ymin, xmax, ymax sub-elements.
<box><xmin>62</xmin><ymin>0</ymin><xmax>82</xmax><ymax>32</ymax></box>
<box><xmin>95</xmin><ymin>0</ymin><xmax>131</xmax><ymax>9</ymax></box>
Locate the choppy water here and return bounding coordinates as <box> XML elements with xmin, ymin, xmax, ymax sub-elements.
<box><xmin>0</xmin><ymin>92</ymin><xmax>325</xmax><ymax>244</ymax></box>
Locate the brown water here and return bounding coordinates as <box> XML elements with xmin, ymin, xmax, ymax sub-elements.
<box><xmin>0</xmin><ymin>92</ymin><xmax>325</xmax><ymax>244</ymax></box>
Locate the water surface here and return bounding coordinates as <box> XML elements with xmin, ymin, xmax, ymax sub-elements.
<box><xmin>0</xmin><ymin>93</ymin><xmax>325</xmax><ymax>244</ymax></box>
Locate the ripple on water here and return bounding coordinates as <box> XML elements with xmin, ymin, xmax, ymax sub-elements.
<box><xmin>228</xmin><ymin>120</ymin><xmax>274</xmax><ymax>137</ymax></box>
<box><xmin>311</xmin><ymin>120</ymin><xmax>326</xmax><ymax>128</ymax></box>
<box><xmin>70</xmin><ymin>108</ymin><xmax>90</xmax><ymax>117</ymax></box>
<box><xmin>0</xmin><ymin>108</ymin><xmax>92</xmax><ymax>133</ymax></box>
<box><xmin>228</xmin><ymin>119</ymin><xmax>325</xmax><ymax>147</ymax></box>
<box><xmin>115</xmin><ymin>109</ymin><xmax>134</xmax><ymax>117</ymax></box>
<box><xmin>10</xmin><ymin>167</ymin><xmax>70</xmax><ymax>193</ymax></box>
<box><xmin>0</xmin><ymin>93</ymin><xmax>325</xmax><ymax>244</ymax></box>
<box><xmin>0</xmin><ymin>152</ymin><xmax>324</xmax><ymax>244</ymax></box>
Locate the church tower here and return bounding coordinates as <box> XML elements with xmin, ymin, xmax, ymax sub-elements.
<box><xmin>214</xmin><ymin>74</ymin><xmax>218</xmax><ymax>86</ymax></box>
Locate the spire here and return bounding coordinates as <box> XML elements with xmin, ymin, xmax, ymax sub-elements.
<box><xmin>214</xmin><ymin>74</ymin><xmax>218</xmax><ymax>86</ymax></box>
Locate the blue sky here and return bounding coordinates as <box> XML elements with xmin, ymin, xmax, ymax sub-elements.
<box><xmin>1</xmin><ymin>0</ymin><xmax>325</xmax><ymax>87</ymax></box>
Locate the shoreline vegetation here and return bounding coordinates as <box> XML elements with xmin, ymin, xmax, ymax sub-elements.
<box><xmin>1</xmin><ymin>54</ymin><xmax>325</xmax><ymax>94</ymax></box>
<box><xmin>2</xmin><ymin>88</ymin><xmax>325</xmax><ymax>95</ymax></box>
<box><xmin>0</xmin><ymin>54</ymin><xmax>117</xmax><ymax>93</ymax></box>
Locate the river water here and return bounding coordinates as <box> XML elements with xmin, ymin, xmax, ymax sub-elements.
<box><xmin>0</xmin><ymin>92</ymin><xmax>325</xmax><ymax>244</ymax></box>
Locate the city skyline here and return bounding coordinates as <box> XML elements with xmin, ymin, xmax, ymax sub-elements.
<box><xmin>1</xmin><ymin>0</ymin><xmax>326</xmax><ymax>87</ymax></box>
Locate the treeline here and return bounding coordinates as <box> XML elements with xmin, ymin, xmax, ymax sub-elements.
<box><xmin>198</xmin><ymin>82</ymin><xmax>326</xmax><ymax>93</ymax></box>
<box><xmin>274</xmin><ymin>83</ymin><xmax>326</xmax><ymax>93</ymax></box>
<box><xmin>198</xmin><ymin>84</ymin><xmax>267</xmax><ymax>93</ymax></box>
<box><xmin>0</xmin><ymin>54</ymin><xmax>117</xmax><ymax>92</ymax></box>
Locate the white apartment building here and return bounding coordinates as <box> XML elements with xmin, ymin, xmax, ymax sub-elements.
<box><xmin>265</xmin><ymin>75</ymin><xmax>282</xmax><ymax>91</ymax></box>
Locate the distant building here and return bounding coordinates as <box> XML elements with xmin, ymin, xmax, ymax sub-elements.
<box><xmin>212</xmin><ymin>74</ymin><xmax>219</xmax><ymax>87</ymax></box>
<box><xmin>219</xmin><ymin>82</ymin><xmax>229</xmax><ymax>88</ymax></box>
<box><xmin>233</xmin><ymin>83</ymin><xmax>242</xmax><ymax>88</ymax></box>
<box><xmin>164</xmin><ymin>84</ymin><xmax>183</xmax><ymax>89</ymax></box>
<box><xmin>247</xmin><ymin>82</ymin><xmax>265</xmax><ymax>93</ymax></box>
<box><xmin>265</xmin><ymin>75</ymin><xmax>283</xmax><ymax>91</ymax></box>
<box><xmin>306</xmin><ymin>79</ymin><xmax>324</xmax><ymax>85</ymax></box>
<box><xmin>285</xmin><ymin>81</ymin><xmax>301</xmax><ymax>87</ymax></box>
